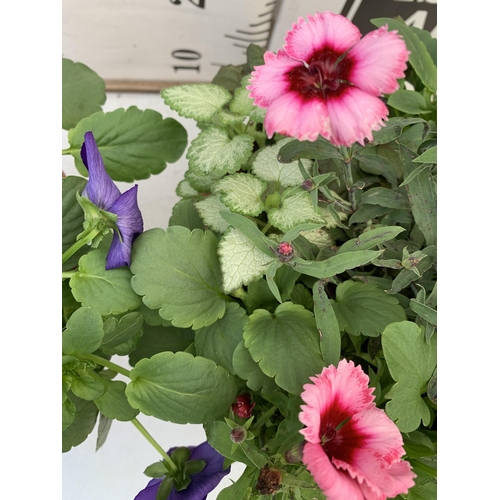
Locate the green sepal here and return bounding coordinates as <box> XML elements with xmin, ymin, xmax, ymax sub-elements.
<box><xmin>156</xmin><ymin>477</ymin><xmax>174</xmax><ymax>500</ymax></box>
<box><xmin>144</xmin><ymin>461</ymin><xmax>169</xmax><ymax>478</ymax></box>
<box><xmin>171</xmin><ymin>447</ymin><xmax>191</xmax><ymax>468</ymax></box>
<box><xmin>184</xmin><ymin>459</ymin><xmax>207</xmax><ymax>475</ymax></box>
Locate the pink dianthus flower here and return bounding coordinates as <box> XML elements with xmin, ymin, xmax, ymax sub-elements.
<box><xmin>248</xmin><ymin>12</ymin><xmax>410</xmax><ymax>147</ymax></box>
<box><xmin>299</xmin><ymin>360</ymin><xmax>416</xmax><ymax>500</ymax></box>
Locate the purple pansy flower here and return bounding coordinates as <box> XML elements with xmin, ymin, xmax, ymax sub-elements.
<box><xmin>80</xmin><ymin>131</ymin><xmax>143</xmax><ymax>270</ymax></box>
<box><xmin>135</xmin><ymin>442</ymin><xmax>231</xmax><ymax>500</ymax></box>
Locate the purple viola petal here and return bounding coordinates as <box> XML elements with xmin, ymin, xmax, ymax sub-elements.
<box><xmin>134</xmin><ymin>478</ymin><xmax>162</xmax><ymax>500</ymax></box>
<box><xmin>80</xmin><ymin>131</ymin><xmax>121</xmax><ymax>210</ymax></box>
<box><xmin>169</xmin><ymin>442</ymin><xmax>230</xmax><ymax>500</ymax></box>
<box><xmin>105</xmin><ymin>185</ymin><xmax>144</xmax><ymax>269</ymax></box>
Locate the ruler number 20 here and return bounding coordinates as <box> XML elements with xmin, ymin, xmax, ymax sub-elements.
<box><xmin>172</xmin><ymin>49</ymin><xmax>201</xmax><ymax>73</ymax></box>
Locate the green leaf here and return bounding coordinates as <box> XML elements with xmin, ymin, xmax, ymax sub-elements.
<box><xmin>161</xmin><ymin>83</ymin><xmax>232</xmax><ymax>121</ymax></box>
<box><xmin>62</xmin><ymin>306</ymin><xmax>104</xmax><ymax>355</ymax></box>
<box><xmin>67</xmin><ymin>107</ymin><xmax>188</xmax><ymax>182</ymax></box>
<box><xmin>70</xmin><ymin>374</ymin><xmax>105</xmax><ymax>401</ymax></box>
<box><xmin>410</xmin><ymin>26</ymin><xmax>437</xmax><ymax>66</ymax></box>
<box><xmin>94</xmin><ymin>379</ymin><xmax>139</xmax><ymax>421</ymax></box>
<box><xmin>232</xmin><ymin>341</ymin><xmax>277</xmax><ymax>392</ymax></box>
<box><xmin>288</xmin><ymin>250</ymin><xmax>382</xmax><ymax>279</ymax></box>
<box><xmin>313</xmin><ymin>281</ymin><xmax>341</xmax><ymax>366</ymax></box>
<box><xmin>195</xmin><ymin>302</ymin><xmax>249</xmax><ymax>375</ymax></box>
<box><xmin>187</xmin><ymin>127</ymin><xmax>254</xmax><ymax>177</ymax></box>
<box><xmin>230</xmin><ymin>75</ymin><xmax>257</xmax><ymax>116</ymax></box>
<box><xmin>336</xmin><ymin>226</ymin><xmax>406</xmax><ymax>254</ymax></box>
<box><xmin>102</xmin><ymin>312</ymin><xmax>143</xmax><ymax>349</ymax></box>
<box><xmin>413</xmin><ymin>146</ymin><xmax>437</xmax><ymax>164</ymax></box>
<box><xmin>382</xmin><ymin>321</ymin><xmax>437</xmax><ymax>432</ymax></box>
<box><xmin>349</xmin><ymin>204</ymin><xmax>392</xmax><ymax>225</ymax></box>
<box><xmin>214</xmin><ymin>173</ymin><xmax>267</xmax><ymax>216</ymax></box>
<box><xmin>126</xmin><ymin>351</ymin><xmax>237</xmax><ymax>424</ymax></box>
<box><xmin>400</xmin><ymin>144</ymin><xmax>437</xmax><ymax>246</ymax></box>
<box><xmin>268</xmin><ymin>192</ymin><xmax>325</xmax><ymax>233</ymax></box>
<box><xmin>70</xmin><ymin>250</ymin><xmax>141</xmax><ymax>315</ymax></box>
<box><xmin>169</xmin><ymin>199</ymin><xmax>205</xmax><ymax>230</ymax></box>
<box><xmin>252</xmin><ymin>138</ymin><xmax>313</xmax><ymax>187</ymax></box>
<box><xmin>195</xmin><ymin>194</ymin><xmax>232</xmax><ymax>233</ymax></box>
<box><xmin>358</xmin><ymin>187</ymin><xmax>410</xmax><ymax>210</ymax></box>
<box><xmin>355</xmin><ymin>154</ymin><xmax>399</xmax><ymax>188</ymax></box>
<box><xmin>62</xmin><ymin>176</ymin><xmax>90</xmax><ymax>270</ymax></box>
<box><xmin>130</xmin><ymin>227</ymin><xmax>227</xmax><ymax>329</ymax></box>
<box><xmin>247</xmin><ymin>43</ymin><xmax>266</xmax><ymax>70</ymax></box>
<box><xmin>95</xmin><ymin>413</ymin><xmax>112</xmax><ymax>451</ymax></box>
<box><xmin>277</xmin><ymin>137</ymin><xmax>344</xmax><ymax>163</ymax></box>
<box><xmin>371</xmin><ymin>17</ymin><xmax>437</xmax><ymax>92</ymax></box>
<box><xmin>387</xmin><ymin>90</ymin><xmax>431</xmax><ymax>115</ymax></box>
<box><xmin>243</xmin><ymin>303</ymin><xmax>324</xmax><ymax>395</ymax></box>
<box><xmin>62</xmin><ymin>58</ymin><xmax>106</xmax><ymax>130</ymax></box>
<box><xmin>367</xmin><ymin>117</ymin><xmax>428</xmax><ymax>146</ymax></box>
<box><xmin>407</xmin><ymin>481</ymin><xmax>437</xmax><ymax>500</ymax></box>
<box><xmin>409</xmin><ymin>299</ymin><xmax>437</xmax><ymax>326</ymax></box>
<box><xmin>216</xmin><ymin>466</ymin><xmax>254</xmax><ymax>500</ymax></box>
<box><xmin>398</xmin><ymin>164</ymin><xmax>432</xmax><ymax>187</ymax></box>
<box><xmin>218</xmin><ymin>228</ymin><xmax>278</xmax><ymax>293</ymax></box>
<box><xmin>62</xmin><ymin>398</ymin><xmax>76</xmax><ymax>431</ymax></box>
<box><xmin>331</xmin><ymin>281</ymin><xmax>406</xmax><ymax>337</ymax></box>
<box><xmin>128</xmin><ymin>323</ymin><xmax>195</xmax><ymax>367</ymax></box>
<box><xmin>62</xmin><ymin>394</ymin><xmax>99</xmax><ymax>452</ymax></box>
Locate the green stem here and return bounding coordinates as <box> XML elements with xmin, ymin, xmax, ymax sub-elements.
<box><xmin>62</xmin><ymin>271</ymin><xmax>76</xmax><ymax>280</ymax></box>
<box><xmin>62</xmin><ymin>226</ymin><xmax>100</xmax><ymax>264</ymax></box>
<box><xmin>342</xmin><ymin>159</ymin><xmax>357</xmax><ymax>211</ymax></box>
<box><xmin>78</xmin><ymin>353</ymin><xmax>131</xmax><ymax>378</ymax></box>
<box><xmin>132</xmin><ymin>418</ymin><xmax>178</xmax><ymax>472</ymax></box>
<box><xmin>261</xmin><ymin>222</ymin><xmax>272</xmax><ymax>235</ymax></box>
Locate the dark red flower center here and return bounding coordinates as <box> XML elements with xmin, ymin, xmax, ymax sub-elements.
<box><xmin>287</xmin><ymin>47</ymin><xmax>354</xmax><ymax>100</ymax></box>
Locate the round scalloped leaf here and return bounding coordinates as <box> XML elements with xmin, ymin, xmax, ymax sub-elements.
<box><xmin>186</xmin><ymin>127</ymin><xmax>254</xmax><ymax>177</ymax></box>
<box><xmin>243</xmin><ymin>303</ymin><xmax>324</xmax><ymax>395</ymax></box>
<box><xmin>62</xmin><ymin>58</ymin><xmax>106</xmax><ymax>130</ymax></box>
<box><xmin>62</xmin><ymin>394</ymin><xmax>98</xmax><ymax>452</ymax></box>
<box><xmin>331</xmin><ymin>280</ymin><xmax>406</xmax><ymax>337</ymax></box>
<box><xmin>252</xmin><ymin>138</ymin><xmax>313</xmax><ymax>187</ymax></box>
<box><xmin>130</xmin><ymin>227</ymin><xmax>227</xmax><ymax>329</ymax></box>
<box><xmin>232</xmin><ymin>341</ymin><xmax>277</xmax><ymax>392</ymax></box>
<box><xmin>126</xmin><ymin>351</ymin><xmax>237</xmax><ymax>424</ymax></box>
<box><xmin>161</xmin><ymin>83</ymin><xmax>232</xmax><ymax>122</ymax></box>
<box><xmin>94</xmin><ymin>379</ymin><xmax>139</xmax><ymax>421</ymax></box>
<box><xmin>218</xmin><ymin>228</ymin><xmax>277</xmax><ymax>294</ymax></box>
<box><xmin>62</xmin><ymin>306</ymin><xmax>104</xmax><ymax>356</ymax></box>
<box><xmin>214</xmin><ymin>173</ymin><xmax>266</xmax><ymax>216</ymax></box>
<box><xmin>194</xmin><ymin>302</ymin><xmax>249</xmax><ymax>375</ymax></box>
<box><xmin>67</xmin><ymin>106</ymin><xmax>188</xmax><ymax>182</ymax></box>
<box><xmin>69</xmin><ymin>250</ymin><xmax>141</xmax><ymax>316</ymax></box>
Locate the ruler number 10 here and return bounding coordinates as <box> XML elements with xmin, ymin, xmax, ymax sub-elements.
<box><xmin>172</xmin><ymin>49</ymin><xmax>201</xmax><ymax>73</ymax></box>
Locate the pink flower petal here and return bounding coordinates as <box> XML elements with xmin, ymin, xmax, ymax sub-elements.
<box><xmin>284</xmin><ymin>12</ymin><xmax>361</xmax><ymax>62</ymax></box>
<box><xmin>303</xmin><ymin>442</ymin><xmax>365</xmax><ymax>500</ymax></box>
<box><xmin>247</xmin><ymin>49</ymin><xmax>299</xmax><ymax>108</ymax></box>
<box><xmin>325</xmin><ymin>87</ymin><xmax>388</xmax><ymax>145</ymax></box>
<box><xmin>349</xmin><ymin>26</ymin><xmax>410</xmax><ymax>96</ymax></box>
<box><xmin>299</xmin><ymin>360</ymin><xmax>375</xmax><ymax>443</ymax></box>
<box><xmin>263</xmin><ymin>92</ymin><xmax>330</xmax><ymax>141</ymax></box>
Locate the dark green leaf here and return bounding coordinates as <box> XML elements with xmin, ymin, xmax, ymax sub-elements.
<box><xmin>62</xmin><ymin>394</ymin><xmax>98</xmax><ymax>452</ymax></box>
<box><xmin>211</xmin><ymin>65</ymin><xmax>247</xmax><ymax>93</ymax></box>
<box><xmin>313</xmin><ymin>281</ymin><xmax>341</xmax><ymax>366</ymax></box>
<box><xmin>355</xmin><ymin>154</ymin><xmax>399</xmax><ymax>188</ymax></box>
<box><xmin>94</xmin><ymin>379</ymin><xmax>139</xmax><ymax>421</ymax></box>
<box><xmin>232</xmin><ymin>341</ymin><xmax>277</xmax><ymax>392</ymax></box>
<box><xmin>337</xmin><ymin>226</ymin><xmax>406</xmax><ymax>254</ymax></box>
<box><xmin>216</xmin><ymin>466</ymin><xmax>254</xmax><ymax>500</ymax></box>
<box><xmin>387</xmin><ymin>90</ymin><xmax>431</xmax><ymax>115</ymax></box>
<box><xmin>349</xmin><ymin>204</ymin><xmax>392</xmax><ymax>225</ymax></box>
<box><xmin>277</xmin><ymin>137</ymin><xmax>344</xmax><ymax>163</ymax></box>
<box><xmin>62</xmin><ymin>58</ymin><xmax>106</xmax><ymax>130</ymax></box>
<box><xmin>368</xmin><ymin>117</ymin><xmax>428</xmax><ymax>146</ymax></box>
<box><xmin>62</xmin><ymin>398</ymin><xmax>76</xmax><ymax>431</ymax></box>
<box><xmin>358</xmin><ymin>187</ymin><xmax>410</xmax><ymax>210</ymax></box>
<box><xmin>246</xmin><ymin>44</ymin><xmax>265</xmax><ymax>70</ymax></box>
<box><xmin>102</xmin><ymin>312</ymin><xmax>143</xmax><ymax>349</ymax></box>
<box><xmin>409</xmin><ymin>299</ymin><xmax>437</xmax><ymax>326</ymax></box>
<box><xmin>67</xmin><ymin>107</ymin><xmax>188</xmax><ymax>182</ymax></box>
<box><xmin>169</xmin><ymin>199</ymin><xmax>205</xmax><ymax>230</ymax></box>
<box><xmin>96</xmin><ymin>413</ymin><xmax>112</xmax><ymax>451</ymax></box>
<box><xmin>413</xmin><ymin>146</ymin><xmax>437</xmax><ymax>164</ymax></box>
<box><xmin>126</xmin><ymin>351</ymin><xmax>238</xmax><ymax>424</ymax></box>
<box><xmin>130</xmin><ymin>227</ymin><xmax>227</xmax><ymax>329</ymax></box>
<box><xmin>62</xmin><ymin>306</ymin><xmax>104</xmax><ymax>355</ymax></box>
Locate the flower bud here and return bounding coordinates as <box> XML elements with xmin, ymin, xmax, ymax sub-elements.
<box><xmin>232</xmin><ymin>394</ymin><xmax>255</xmax><ymax>418</ymax></box>
<box><xmin>284</xmin><ymin>441</ymin><xmax>305</xmax><ymax>463</ymax></box>
<box><xmin>256</xmin><ymin>464</ymin><xmax>282</xmax><ymax>495</ymax></box>
<box><xmin>301</xmin><ymin>179</ymin><xmax>314</xmax><ymax>191</ymax></box>
<box><xmin>230</xmin><ymin>426</ymin><xmax>248</xmax><ymax>443</ymax></box>
<box><xmin>276</xmin><ymin>242</ymin><xmax>294</xmax><ymax>262</ymax></box>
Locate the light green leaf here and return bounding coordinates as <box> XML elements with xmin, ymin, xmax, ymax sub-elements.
<box><xmin>214</xmin><ymin>173</ymin><xmax>266</xmax><ymax>216</ymax></box>
<box><xmin>185</xmin><ymin>169</ymin><xmax>221</xmax><ymax>192</ymax></box>
<box><xmin>62</xmin><ymin>306</ymin><xmax>104</xmax><ymax>355</ymax></box>
<box><xmin>169</xmin><ymin>199</ymin><xmax>205</xmax><ymax>231</ymax></box>
<box><xmin>252</xmin><ymin>138</ymin><xmax>313</xmax><ymax>187</ymax></box>
<box><xmin>387</xmin><ymin>89</ymin><xmax>431</xmax><ymax>115</ymax></box>
<box><xmin>70</xmin><ymin>375</ymin><xmax>105</xmax><ymax>401</ymax></box>
<box><xmin>230</xmin><ymin>75</ymin><xmax>257</xmax><ymax>116</ymax></box>
<box><xmin>101</xmin><ymin>312</ymin><xmax>143</xmax><ymax>349</ymax></box>
<box><xmin>218</xmin><ymin>228</ymin><xmax>278</xmax><ymax>293</ymax></box>
<box><xmin>62</xmin><ymin>58</ymin><xmax>106</xmax><ymax>130</ymax></box>
<box><xmin>175</xmin><ymin>179</ymin><xmax>199</xmax><ymax>198</ymax></box>
<box><xmin>130</xmin><ymin>227</ymin><xmax>227</xmax><ymax>329</ymax></box>
<box><xmin>67</xmin><ymin>107</ymin><xmax>188</xmax><ymax>182</ymax></box>
<box><xmin>194</xmin><ymin>302</ymin><xmax>249</xmax><ymax>375</ymax></box>
<box><xmin>313</xmin><ymin>281</ymin><xmax>341</xmax><ymax>366</ymax></box>
<box><xmin>409</xmin><ymin>299</ymin><xmax>437</xmax><ymax>326</ymax></box>
<box><xmin>268</xmin><ymin>193</ymin><xmax>324</xmax><ymax>232</ymax></box>
<box><xmin>413</xmin><ymin>146</ymin><xmax>437</xmax><ymax>164</ymax></box>
<box><xmin>194</xmin><ymin>194</ymin><xmax>232</xmax><ymax>233</ymax></box>
<box><xmin>243</xmin><ymin>303</ymin><xmax>324</xmax><ymax>395</ymax></box>
<box><xmin>371</xmin><ymin>18</ymin><xmax>437</xmax><ymax>92</ymax></box>
<box><xmin>288</xmin><ymin>250</ymin><xmax>382</xmax><ymax>279</ymax></box>
<box><xmin>161</xmin><ymin>83</ymin><xmax>232</xmax><ymax>122</ymax></box>
<box><xmin>126</xmin><ymin>351</ymin><xmax>237</xmax><ymax>424</ymax></box>
<box><xmin>94</xmin><ymin>379</ymin><xmax>139</xmax><ymax>421</ymax></box>
<box><xmin>69</xmin><ymin>250</ymin><xmax>141</xmax><ymax>316</ymax></box>
<box><xmin>382</xmin><ymin>321</ymin><xmax>437</xmax><ymax>432</ymax></box>
<box><xmin>232</xmin><ymin>341</ymin><xmax>277</xmax><ymax>392</ymax></box>
<box><xmin>336</xmin><ymin>226</ymin><xmax>406</xmax><ymax>254</ymax></box>
<box><xmin>332</xmin><ymin>281</ymin><xmax>406</xmax><ymax>337</ymax></box>
<box><xmin>96</xmin><ymin>414</ymin><xmax>112</xmax><ymax>451</ymax></box>
<box><xmin>186</xmin><ymin>127</ymin><xmax>254</xmax><ymax>177</ymax></box>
